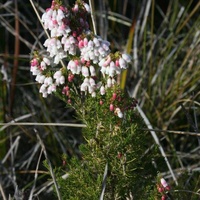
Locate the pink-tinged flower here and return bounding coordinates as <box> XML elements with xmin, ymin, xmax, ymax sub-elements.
<box><xmin>80</xmin><ymin>82</ymin><xmax>88</xmax><ymax>92</ymax></box>
<box><xmin>47</xmin><ymin>84</ymin><xmax>56</xmax><ymax>94</ymax></box>
<box><xmin>109</xmin><ymin>61</ymin><xmax>116</xmax><ymax>77</ymax></box>
<box><xmin>161</xmin><ymin>178</ymin><xmax>168</xmax><ymax>188</ymax></box>
<box><xmin>99</xmin><ymin>58</ymin><xmax>106</xmax><ymax>67</ymax></box>
<box><xmin>89</xmin><ymin>51</ymin><xmax>95</xmax><ymax>60</ymax></box>
<box><xmin>43</xmin><ymin>57</ymin><xmax>51</xmax><ymax>65</ymax></box>
<box><xmin>40</xmin><ymin>61</ymin><xmax>47</xmax><ymax>70</ymax></box>
<box><xmin>56</xmin><ymin>9</ymin><xmax>65</xmax><ymax>24</ymax></box>
<box><xmin>98</xmin><ymin>47</ymin><xmax>105</xmax><ymax>56</ymax></box>
<box><xmin>111</xmin><ymin>78</ymin><xmax>116</xmax><ymax>85</ymax></box>
<box><xmin>68</xmin><ymin>60</ymin><xmax>78</xmax><ymax>74</ymax></box>
<box><xmin>83</xmin><ymin>38</ymin><xmax>88</xmax><ymax>46</ymax></box>
<box><xmin>100</xmin><ymin>86</ymin><xmax>106</xmax><ymax>95</ymax></box>
<box><xmin>115</xmin><ymin>108</ymin><xmax>123</xmax><ymax>118</ymax></box>
<box><xmin>93</xmin><ymin>37</ymin><xmax>100</xmax><ymax>47</ymax></box>
<box><xmin>36</xmin><ymin>74</ymin><xmax>45</xmax><ymax>84</ymax></box>
<box><xmin>91</xmin><ymin>91</ymin><xmax>96</xmax><ymax>97</ymax></box>
<box><xmin>72</xmin><ymin>4</ymin><xmax>79</xmax><ymax>12</ymax></box>
<box><xmin>89</xmin><ymin>77</ymin><xmax>96</xmax><ymax>87</ymax></box>
<box><xmin>107</xmin><ymin>78</ymin><xmax>112</xmax><ymax>88</ymax></box>
<box><xmin>42</xmin><ymin>92</ymin><xmax>48</xmax><ymax>98</ymax></box>
<box><xmin>110</xmin><ymin>104</ymin><xmax>114</xmax><ymax>111</ymax></box>
<box><xmin>100</xmin><ymin>66</ymin><xmax>106</xmax><ymax>75</ymax></box>
<box><xmin>122</xmin><ymin>53</ymin><xmax>131</xmax><ymax>63</ymax></box>
<box><xmin>39</xmin><ymin>84</ymin><xmax>47</xmax><ymax>94</ymax></box>
<box><xmin>82</xmin><ymin>66</ymin><xmax>89</xmax><ymax>77</ymax></box>
<box><xmin>44</xmin><ymin>77</ymin><xmax>53</xmax><ymax>85</ymax></box>
<box><xmin>59</xmin><ymin>76</ymin><xmax>65</xmax><ymax>84</ymax></box>
<box><xmin>88</xmin><ymin>40</ymin><xmax>94</xmax><ymax>49</ymax></box>
<box><xmin>102</xmin><ymin>42</ymin><xmax>110</xmax><ymax>51</ymax></box>
<box><xmin>99</xmin><ymin>100</ymin><xmax>103</xmax><ymax>105</ymax></box>
<box><xmin>88</xmin><ymin>85</ymin><xmax>95</xmax><ymax>94</ymax></box>
<box><xmin>30</xmin><ymin>66</ymin><xmax>40</xmax><ymax>76</ymax></box>
<box><xmin>83</xmin><ymin>3</ymin><xmax>90</xmax><ymax>13</ymax></box>
<box><xmin>89</xmin><ymin>65</ymin><xmax>96</xmax><ymax>76</ymax></box>
<box><xmin>104</xmin><ymin>56</ymin><xmax>111</xmax><ymax>66</ymax></box>
<box><xmin>119</xmin><ymin>57</ymin><xmax>127</xmax><ymax>69</ymax></box>
<box><xmin>53</xmin><ymin>70</ymin><xmax>62</xmax><ymax>79</ymax></box>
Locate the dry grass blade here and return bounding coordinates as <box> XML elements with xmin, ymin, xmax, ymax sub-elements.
<box><xmin>142</xmin><ymin>129</ymin><xmax>200</xmax><ymax>137</ymax></box>
<box><xmin>9</xmin><ymin>0</ymin><xmax>20</xmax><ymax>115</ymax></box>
<box><xmin>28</xmin><ymin>148</ymin><xmax>43</xmax><ymax>200</ymax></box>
<box><xmin>0</xmin><ymin>184</ymin><xmax>7</xmax><ymax>200</ymax></box>
<box><xmin>99</xmin><ymin>163</ymin><xmax>108</xmax><ymax>200</ymax></box>
<box><xmin>0</xmin><ymin>122</ymin><xmax>86</xmax><ymax>130</ymax></box>
<box><xmin>88</xmin><ymin>0</ymin><xmax>97</xmax><ymax>35</ymax></box>
<box><xmin>29</xmin><ymin>0</ymin><xmax>50</xmax><ymax>39</ymax></box>
<box><xmin>0</xmin><ymin>113</ymin><xmax>35</xmax><ymax>131</ymax></box>
<box><xmin>136</xmin><ymin>104</ymin><xmax>178</xmax><ymax>185</ymax></box>
<box><xmin>35</xmin><ymin>129</ymin><xmax>62</xmax><ymax>200</ymax></box>
<box><xmin>2</xmin><ymin>136</ymin><xmax>20</xmax><ymax>164</ymax></box>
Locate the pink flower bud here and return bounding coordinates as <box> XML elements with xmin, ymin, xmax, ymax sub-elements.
<box><xmin>68</xmin><ymin>74</ymin><xmax>74</xmax><ymax>82</ymax></box>
<box><xmin>67</xmin><ymin>99</ymin><xmax>71</xmax><ymax>104</ymax></box>
<box><xmin>72</xmin><ymin>31</ymin><xmax>77</xmax><ymax>37</ymax></box>
<box><xmin>78</xmin><ymin>40</ymin><xmax>84</xmax><ymax>48</ymax></box>
<box><xmin>117</xmin><ymin>152</ymin><xmax>122</xmax><ymax>159</ymax></box>
<box><xmin>165</xmin><ymin>185</ymin><xmax>171</xmax><ymax>191</ymax></box>
<box><xmin>31</xmin><ymin>58</ymin><xmax>38</xmax><ymax>67</ymax></box>
<box><xmin>99</xmin><ymin>100</ymin><xmax>103</xmax><ymax>105</ymax></box>
<box><xmin>161</xmin><ymin>195</ymin><xmax>167</xmax><ymax>200</ymax></box>
<box><xmin>86</xmin><ymin>61</ymin><xmax>90</xmax><ymax>67</ymax></box>
<box><xmin>112</xmin><ymin>93</ymin><xmax>117</xmax><ymax>100</ymax></box>
<box><xmin>110</xmin><ymin>104</ymin><xmax>114</xmax><ymax>111</ymax></box>
<box><xmin>115</xmin><ymin>59</ymin><xmax>119</xmax><ymax>67</ymax></box>
<box><xmin>158</xmin><ymin>187</ymin><xmax>164</xmax><ymax>193</ymax></box>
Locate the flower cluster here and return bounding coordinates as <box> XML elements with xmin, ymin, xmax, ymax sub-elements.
<box><xmin>157</xmin><ymin>178</ymin><xmax>171</xmax><ymax>200</ymax></box>
<box><xmin>30</xmin><ymin>0</ymin><xmax>133</xmax><ymax>117</ymax></box>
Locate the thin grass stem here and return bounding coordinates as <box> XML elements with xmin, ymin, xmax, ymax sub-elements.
<box><xmin>136</xmin><ymin>104</ymin><xmax>178</xmax><ymax>185</ymax></box>
<box><xmin>35</xmin><ymin>130</ymin><xmax>62</xmax><ymax>200</ymax></box>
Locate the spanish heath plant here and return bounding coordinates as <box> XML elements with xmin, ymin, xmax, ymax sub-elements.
<box><xmin>30</xmin><ymin>0</ymin><xmax>158</xmax><ymax>199</ymax></box>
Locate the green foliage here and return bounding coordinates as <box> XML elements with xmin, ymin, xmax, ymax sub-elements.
<box><xmin>50</xmin><ymin>86</ymin><xmax>159</xmax><ymax>199</ymax></box>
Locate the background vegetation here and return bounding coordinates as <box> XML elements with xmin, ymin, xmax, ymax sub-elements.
<box><xmin>0</xmin><ymin>0</ymin><xmax>200</xmax><ymax>199</ymax></box>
